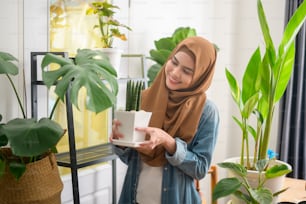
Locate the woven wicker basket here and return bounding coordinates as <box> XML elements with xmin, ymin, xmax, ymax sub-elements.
<box><xmin>0</xmin><ymin>148</ymin><xmax>63</xmax><ymax>204</ymax></box>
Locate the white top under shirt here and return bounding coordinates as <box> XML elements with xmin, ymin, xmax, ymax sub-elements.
<box><xmin>136</xmin><ymin>161</ymin><xmax>163</xmax><ymax>204</ymax></box>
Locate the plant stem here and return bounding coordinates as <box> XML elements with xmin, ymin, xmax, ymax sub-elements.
<box><xmin>6</xmin><ymin>74</ymin><xmax>26</xmax><ymax>118</ymax></box>
<box><xmin>253</xmin><ymin>122</ymin><xmax>261</xmax><ymax>167</ymax></box>
<box><xmin>260</xmin><ymin>104</ymin><xmax>274</xmax><ymax>160</ymax></box>
<box><xmin>49</xmin><ymin>96</ymin><xmax>61</xmax><ymax>120</ymax></box>
<box><xmin>240</xmin><ymin>117</ymin><xmax>247</xmax><ymax>166</ymax></box>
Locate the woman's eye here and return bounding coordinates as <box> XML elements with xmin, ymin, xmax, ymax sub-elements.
<box><xmin>171</xmin><ymin>59</ymin><xmax>178</xmax><ymax>65</ymax></box>
<box><xmin>183</xmin><ymin>69</ymin><xmax>193</xmax><ymax>75</ymax></box>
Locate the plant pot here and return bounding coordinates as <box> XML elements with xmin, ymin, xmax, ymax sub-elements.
<box><xmin>114</xmin><ymin>110</ymin><xmax>152</xmax><ymax>142</ymax></box>
<box><xmin>96</xmin><ymin>48</ymin><xmax>123</xmax><ymax>77</ymax></box>
<box><xmin>0</xmin><ymin>149</ymin><xmax>63</xmax><ymax>204</ymax></box>
<box><xmin>224</xmin><ymin>157</ymin><xmax>292</xmax><ymax>204</ymax></box>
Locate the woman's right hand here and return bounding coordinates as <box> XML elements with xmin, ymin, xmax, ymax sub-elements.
<box><xmin>110</xmin><ymin>119</ymin><xmax>124</xmax><ymax>142</ymax></box>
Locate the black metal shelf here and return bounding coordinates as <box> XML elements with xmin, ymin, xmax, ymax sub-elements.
<box><xmin>56</xmin><ymin>143</ymin><xmax>117</xmax><ymax>168</ymax></box>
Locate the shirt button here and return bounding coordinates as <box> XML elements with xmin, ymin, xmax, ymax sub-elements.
<box><xmin>164</xmin><ymin>167</ymin><xmax>168</xmax><ymax>171</ymax></box>
<box><xmin>163</xmin><ymin>188</ymin><xmax>167</xmax><ymax>191</ymax></box>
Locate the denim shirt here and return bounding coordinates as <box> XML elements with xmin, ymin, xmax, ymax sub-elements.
<box><xmin>113</xmin><ymin>99</ymin><xmax>220</xmax><ymax>204</ymax></box>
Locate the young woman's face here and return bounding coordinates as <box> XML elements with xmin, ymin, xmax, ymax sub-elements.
<box><xmin>165</xmin><ymin>51</ymin><xmax>195</xmax><ymax>90</ymax></box>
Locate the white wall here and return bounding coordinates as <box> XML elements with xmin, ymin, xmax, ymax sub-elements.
<box><xmin>0</xmin><ymin>0</ymin><xmax>285</xmax><ymax>203</ymax></box>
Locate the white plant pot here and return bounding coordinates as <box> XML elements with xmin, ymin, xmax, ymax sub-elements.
<box><xmin>224</xmin><ymin>157</ymin><xmax>292</xmax><ymax>204</ymax></box>
<box><xmin>95</xmin><ymin>48</ymin><xmax>123</xmax><ymax>77</ymax></box>
<box><xmin>114</xmin><ymin>110</ymin><xmax>152</xmax><ymax>142</ymax></box>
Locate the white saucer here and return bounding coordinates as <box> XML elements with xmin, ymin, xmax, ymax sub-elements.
<box><xmin>112</xmin><ymin>139</ymin><xmax>148</xmax><ymax>147</ymax></box>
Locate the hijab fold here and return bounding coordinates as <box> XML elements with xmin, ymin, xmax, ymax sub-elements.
<box><xmin>140</xmin><ymin>36</ymin><xmax>217</xmax><ymax>166</ymax></box>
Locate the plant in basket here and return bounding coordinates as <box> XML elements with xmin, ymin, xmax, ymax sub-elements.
<box><xmin>0</xmin><ymin>51</ymin><xmax>65</xmax><ymax>204</ymax></box>
<box><xmin>0</xmin><ymin>48</ymin><xmax>118</xmax><ymax>203</ymax></box>
<box><xmin>212</xmin><ymin>0</ymin><xmax>306</xmax><ymax>203</ymax></box>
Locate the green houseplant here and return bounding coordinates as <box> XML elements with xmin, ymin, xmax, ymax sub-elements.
<box><xmin>125</xmin><ymin>79</ymin><xmax>145</xmax><ymax>111</ymax></box>
<box><xmin>113</xmin><ymin>79</ymin><xmax>151</xmax><ymax>146</ymax></box>
<box><xmin>213</xmin><ymin>0</ymin><xmax>306</xmax><ymax>203</ymax></box>
<box><xmin>86</xmin><ymin>0</ymin><xmax>132</xmax><ymax>48</ymax></box>
<box><xmin>0</xmin><ymin>51</ymin><xmax>65</xmax><ymax>204</ymax></box>
<box><xmin>0</xmin><ymin>49</ymin><xmax>118</xmax><ymax>203</ymax></box>
<box><xmin>0</xmin><ymin>51</ymin><xmax>64</xmax><ymax>180</ymax></box>
<box><xmin>86</xmin><ymin>1</ymin><xmax>132</xmax><ymax>77</ymax></box>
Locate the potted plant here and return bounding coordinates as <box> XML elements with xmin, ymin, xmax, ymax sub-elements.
<box><xmin>0</xmin><ymin>51</ymin><xmax>65</xmax><ymax>204</ymax></box>
<box><xmin>113</xmin><ymin>80</ymin><xmax>152</xmax><ymax>147</ymax></box>
<box><xmin>0</xmin><ymin>48</ymin><xmax>118</xmax><ymax>204</ymax></box>
<box><xmin>86</xmin><ymin>1</ymin><xmax>132</xmax><ymax>75</ymax></box>
<box><xmin>212</xmin><ymin>0</ymin><xmax>306</xmax><ymax>203</ymax></box>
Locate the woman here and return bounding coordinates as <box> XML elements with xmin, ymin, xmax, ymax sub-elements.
<box><xmin>111</xmin><ymin>36</ymin><xmax>219</xmax><ymax>204</ymax></box>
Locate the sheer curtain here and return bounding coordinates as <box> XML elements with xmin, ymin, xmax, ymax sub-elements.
<box><xmin>277</xmin><ymin>0</ymin><xmax>306</xmax><ymax>179</ymax></box>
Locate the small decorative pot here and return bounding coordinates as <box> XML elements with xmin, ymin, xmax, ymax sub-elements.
<box><xmin>114</xmin><ymin>110</ymin><xmax>152</xmax><ymax>142</ymax></box>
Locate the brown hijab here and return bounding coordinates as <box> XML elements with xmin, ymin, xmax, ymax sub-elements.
<box><xmin>140</xmin><ymin>36</ymin><xmax>217</xmax><ymax>166</ymax></box>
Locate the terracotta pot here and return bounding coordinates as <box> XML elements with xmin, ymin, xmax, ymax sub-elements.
<box><xmin>0</xmin><ymin>150</ymin><xmax>63</xmax><ymax>204</ymax></box>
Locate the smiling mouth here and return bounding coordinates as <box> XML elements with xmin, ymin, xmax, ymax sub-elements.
<box><xmin>168</xmin><ymin>76</ymin><xmax>180</xmax><ymax>84</ymax></box>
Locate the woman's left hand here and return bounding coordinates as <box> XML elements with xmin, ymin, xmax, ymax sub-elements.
<box><xmin>135</xmin><ymin>127</ymin><xmax>176</xmax><ymax>155</ymax></box>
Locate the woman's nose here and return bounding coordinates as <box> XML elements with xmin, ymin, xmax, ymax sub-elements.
<box><xmin>171</xmin><ymin>66</ymin><xmax>180</xmax><ymax>76</ymax></box>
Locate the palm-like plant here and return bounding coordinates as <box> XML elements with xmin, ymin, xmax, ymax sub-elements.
<box><xmin>213</xmin><ymin>0</ymin><xmax>306</xmax><ymax>203</ymax></box>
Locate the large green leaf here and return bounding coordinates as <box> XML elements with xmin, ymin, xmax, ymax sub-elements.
<box><xmin>242</xmin><ymin>93</ymin><xmax>259</xmax><ymax>119</ymax></box>
<box><xmin>154</xmin><ymin>37</ymin><xmax>176</xmax><ymax>51</ymax></box>
<box><xmin>255</xmin><ymin>159</ymin><xmax>269</xmax><ymax>172</ymax></box>
<box><xmin>218</xmin><ymin>162</ymin><xmax>247</xmax><ymax>177</ymax></box>
<box><xmin>265</xmin><ymin>164</ymin><xmax>291</xmax><ymax>179</ymax></box>
<box><xmin>225</xmin><ymin>68</ymin><xmax>241</xmax><ymax>106</ymax></box>
<box><xmin>149</xmin><ymin>49</ymin><xmax>172</xmax><ymax>66</ymax></box>
<box><xmin>147</xmin><ymin>63</ymin><xmax>162</xmax><ymax>86</ymax></box>
<box><xmin>2</xmin><ymin>118</ymin><xmax>64</xmax><ymax>157</ymax></box>
<box><xmin>249</xmin><ymin>188</ymin><xmax>273</xmax><ymax>204</ymax></box>
<box><xmin>0</xmin><ymin>51</ymin><xmax>19</xmax><ymax>75</ymax></box>
<box><xmin>279</xmin><ymin>0</ymin><xmax>306</xmax><ymax>56</ymax></box>
<box><xmin>212</xmin><ymin>177</ymin><xmax>242</xmax><ymax>201</ymax></box>
<box><xmin>0</xmin><ymin>134</ymin><xmax>8</xmax><ymax>147</ymax></box>
<box><xmin>258</xmin><ymin>52</ymin><xmax>271</xmax><ymax>101</ymax></box>
<box><xmin>257</xmin><ymin>0</ymin><xmax>276</xmax><ymax>64</ymax></box>
<box><xmin>9</xmin><ymin>162</ymin><xmax>26</xmax><ymax>180</ymax></box>
<box><xmin>242</xmin><ymin>47</ymin><xmax>261</xmax><ymax>103</ymax></box>
<box><xmin>172</xmin><ymin>27</ymin><xmax>197</xmax><ymax>44</ymax></box>
<box><xmin>274</xmin><ymin>42</ymin><xmax>295</xmax><ymax>103</ymax></box>
<box><xmin>41</xmin><ymin>49</ymin><xmax>118</xmax><ymax>113</ymax></box>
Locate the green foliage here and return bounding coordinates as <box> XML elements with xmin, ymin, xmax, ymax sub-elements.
<box><xmin>86</xmin><ymin>1</ymin><xmax>132</xmax><ymax>48</ymax></box>
<box><xmin>41</xmin><ymin>49</ymin><xmax>118</xmax><ymax>113</ymax></box>
<box><xmin>0</xmin><ymin>51</ymin><xmax>65</xmax><ymax>180</ymax></box>
<box><xmin>213</xmin><ymin>159</ymin><xmax>291</xmax><ymax>203</ymax></box>
<box><xmin>1</xmin><ymin>118</ymin><xmax>63</xmax><ymax>157</ymax></box>
<box><xmin>214</xmin><ymin>0</ymin><xmax>306</xmax><ymax>202</ymax></box>
<box><xmin>125</xmin><ymin>80</ymin><xmax>145</xmax><ymax>111</ymax></box>
<box><xmin>225</xmin><ymin>0</ymin><xmax>306</xmax><ymax>169</ymax></box>
<box><xmin>0</xmin><ymin>48</ymin><xmax>118</xmax><ymax>180</ymax></box>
